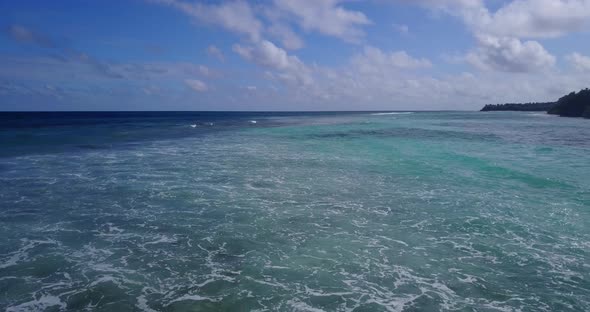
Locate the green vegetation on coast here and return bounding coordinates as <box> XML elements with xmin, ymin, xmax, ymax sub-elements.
<box><xmin>480</xmin><ymin>102</ymin><xmax>555</xmax><ymax>112</ymax></box>
<box><xmin>481</xmin><ymin>88</ymin><xmax>590</xmax><ymax>118</ymax></box>
<box><xmin>548</xmin><ymin>88</ymin><xmax>590</xmax><ymax>118</ymax></box>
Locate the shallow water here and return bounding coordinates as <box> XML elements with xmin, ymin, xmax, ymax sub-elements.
<box><xmin>0</xmin><ymin>111</ymin><xmax>589</xmax><ymax>311</ymax></box>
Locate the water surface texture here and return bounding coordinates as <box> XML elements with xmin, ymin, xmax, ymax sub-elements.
<box><xmin>1</xmin><ymin>111</ymin><xmax>589</xmax><ymax>311</ymax></box>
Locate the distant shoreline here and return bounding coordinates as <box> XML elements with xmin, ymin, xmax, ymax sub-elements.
<box><xmin>481</xmin><ymin>88</ymin><xmax>589</xmax><ymax>118</ymax></box>
<box><xmin>480</xmin><ymin>102</ymin><xmax>554</xmax><ymax>112</ymax></box>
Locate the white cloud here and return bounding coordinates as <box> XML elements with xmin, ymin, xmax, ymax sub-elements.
<box><xmin>398</xmin><ymin>0</ymin><xmax>485</xmax><ymax>20</ymax></box>
<box><xmin>207</xmin><ymin>45</ymin><xmax>225</xmax><ymax>62</ymax></box>
<box><xmin>153</xmin><ymin>0</ymin><xmax>372</xmax><ymax>48</ymax></box>
<box><xmin>273</xmin><ymin>0</ymin><xmax>371</xmax><ymax>42</ymax></box>
<box><xmin>465</xmin><ymin>35</ymin><xmax>555</xmax><ymax>72</ymax></box>
<box><xmin>267</xmin><ymin>23</ymin><xmax>304</xmax><ymax>50</ymax></box>
<box><xmin>397</xmin><ymin>0</ymin><xmax>580</xmax><ymax>72</ymax></box>
<box><xmin>567</xmin><ymin>52</ymin><xmax>590</xmax><ymax>71</ymax></box>
<box><xmin>6</xmin><ymin>1</ymin><xmax>590</xmax><ymax>111</ymax></box>
<box><xmin>479</xmin><ymin>0</ymin><xmax>590</xmax><ymax>38</ymax></box>
<box><xmin>298</xmin><ymin>68</ymin><xmax>587</xmax><ymax>110</ymax></box>
<box><xmin>233</xmin><ymin>40</ymin><xmax>312</xmax><ymax>85</ymax></box>
<box><xmin>184</xmin><ymin>79</ymin><xmax>208</xmax><ymax>92</ymax></box>
<box><xmin>3</xmin><ymin>51</ymin><xmax>588</xmax><ymax>111</ymax></box>
<box><xmin>233</xmin><ymin>41</ymin><xmax>289</xmax><ymax>70</ymax></box>
<box><xmin>402</xmin><ymin>0</ymin><xmax>590</xmax><ymax>39</ymax></box>
<box><xmin>223</xmin><ymin>39</ymin><xmax>584</xmax><ymax>110</ymax></box>
<box><xmin>351</xmin><ymin>46</ymin><xmax>432</xmax><ymax>73</ymax></box>
<box><xmin>402</xmin><ymin>0</ymin><xmax>483</xmax><ymax>10</ymax></box>
<box><xmin>153</xmin><ymin>0</ymin><xmax>263</xmax><ymax>41</ymax></box>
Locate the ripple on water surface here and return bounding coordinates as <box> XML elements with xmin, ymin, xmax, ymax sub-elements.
<box><xmin>0</xmin><ymin>112</ymin><xmax>589</xmax><ymax>311</ymax></box>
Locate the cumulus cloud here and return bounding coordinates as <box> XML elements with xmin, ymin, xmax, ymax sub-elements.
<box><xmin>273</xmin><ymin>0</ymin><xmax>371</xmax><ymax>42</ymax></box>
<box><xmin>465</xmin><ymin>35</ymin><xmax>555</xmax><ymax>72</ymax></box>
<box><xmin>398</xmin><ymin>0</ymin><xmax>485</xmax><ymax>21</ymax></box>
<box><xmin>233</xmin><ymin>40</ymin><xmax>312</xmax><ymax>85</ymax></box>
<box><xmin>153</xmin><ymin>0</ymin><xmax>372</xmax><ymax>48</ymax></box>
<box><xmin>567</xmin><ymin>52</ymin><xmax>590</xmax><ymax>71</ymax></box>
<box><xmin>402</xmin><ymin>0</ymin><xmax>483</xmax><ymax>10</ymax></box>
<box><xmin>154</xmin><ymin>0</ymin><xmax>263</xmax><ymax>41</ymax></box>
<box><xmin>479</xmin><ymin>0</ymin><xmax>590</xmax><ymax>38</ymax></box>
<box><xmin>403</xmin><ymin>0</ymin><xmax>590</xmax><ymax>39</ymax></box>
<box><xmin>184</xmin><ymin>79</ymin><xmax>208</xmax><ymax>92</ymax></box>
<box><xmin>5</xmin><ymin>0</ymin><xmax>590</xmax><ymax>111</ymax></box>
<box><xmin>301</xmin><ymin>67</ymin><xmax>588</xmax><ymax>110</ymax></box>
<box><xmin>267</xmin><ymin>23</ymin><xmax>304</xmax><ymax>50</ymax></box>
<box><xmin>397</xmin><ymin>0</ymin><xmax>584</xmax><ymax>72</ymax></box>
<box><xmin>3</xmin><ymin>50</ymin><xmax>588</xmax><ymax>111</ymax></box>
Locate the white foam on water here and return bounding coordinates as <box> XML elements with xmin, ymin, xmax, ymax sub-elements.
<box><xmin>457</xmin><ymin>274</ymin><xmax>478</xmax><ymax>284</ymax></box>
<box><xmin>6</xmin><ymin>294</ymin><xmax>66</xmax><ymax>312</ymax></box>
<box><xmin>528</xmin><ymin>113</ymin><xmax>554</xmax><ymax>117</ymax></box>
<box><xmin>0</xmin><ymin>252</ymin><xmax>23</xmax><ymax>269</ymax></box>
<box><xmin>136</xmin><ymin>294</ymin><xmax>159</xmax><ymax>312</ymax></box>
<box><xmin>264</xmin><ymin>264</ymin><xmax>290</xmax><ymax>270</ymax></box>
<box><xmin>143</xmin><ymin>234</ymin><xmax>177</xmax><ymax>245</ymax></box>
<box><xmin>365</xmin><ymin>294</ymin><xmax>424</xmax><ymax>312</ymax></box>
<box><xmin>2</xmin><ymin>111</ymin><xmax>589</xmax><ymax>311</ymax></box>
<box><xmin>376</xmin><ymin>235</ymin><xmax>409</xmax><ymax>247</ymax></box>
<box><xmin>481</xmin><ymin>300</ymin><xmax>525</xmax><ymax>312</ymax></box>
<box><xmin>0</xmin><ymin>239</ymin><xmax>58</xmax><ymax>269</ymax></box>
<box><xmin>166</xmin><ymin>294</ymin><xmax>221</xmax><ymax>306</ymax></box>
<box><xmin>287</xmin><ymin>298</ymin><xmax>326</xmax><ymax>312</ymax></box>
<box><xmin>0</xmin><ymin>276</ymin><xmax>19</xmax><ymax>281</ymax></box>
<box><xmin>246</xmin><ymin>276</ymin><xmax>290</xmax><ymax>290</ymax></box>
<box><xmin>192</xmin><ymin>278</ymin><xmax>218</xmax><ymax>288</ymax></box>
<box><xmin>89</xmin><ymin>275</ymin><xmax>128</xmax><ymax>288</ymax></box>
<box><xmin>72</xmin><ymin>244</ymin><xmax>114</xmax><ymax>260</ymax></box>
<box><xmin>304</xmin><ymin>286</ymin><xmax>354</xmax><ymax>298</ymax></box>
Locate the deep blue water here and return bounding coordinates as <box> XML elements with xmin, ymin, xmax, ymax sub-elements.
<box><xmin>0</xmin><ymin>111</ymin><xmax>589</xmax><ymax>311</ymax></box>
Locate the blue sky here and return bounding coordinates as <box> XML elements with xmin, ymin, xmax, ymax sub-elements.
<box><xmin>1</xmin><ymin>0</ymin><xmax>589</xmax><ymax>111</ymax></box>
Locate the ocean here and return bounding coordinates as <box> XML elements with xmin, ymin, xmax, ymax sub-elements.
<box><xmin>0</xmin><ymin>111</ymin><xmax>588</xmax><ymax>311</ymax></box>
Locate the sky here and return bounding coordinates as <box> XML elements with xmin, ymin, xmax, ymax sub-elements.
<box><xmin>1</xmin><ymin>0</ymin><xmax>590</xmax><ymax>111</ymax></box>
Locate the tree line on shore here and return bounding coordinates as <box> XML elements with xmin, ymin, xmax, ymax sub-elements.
<box><xmin>480</xmin><ymin>88</ymin><xmax>590</xmax><ymax>118</ymax></box>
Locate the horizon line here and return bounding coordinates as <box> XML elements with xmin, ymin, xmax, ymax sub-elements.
<box><xmin>0</xmin><ymin>110</ymin><xmax>476</xmax><ymax>113</ymax></box>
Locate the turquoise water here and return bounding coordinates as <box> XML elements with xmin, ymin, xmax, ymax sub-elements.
<box><xmin>0</xmin><ymin>111</ymin><xmax>589</xmax><ymax>311</ymax></box>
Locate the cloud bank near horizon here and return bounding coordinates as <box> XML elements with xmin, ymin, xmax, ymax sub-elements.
<box><xmin>1</xmin><ymin>0</ymin><xmax>590</xmax><ymax>111</ymax></box>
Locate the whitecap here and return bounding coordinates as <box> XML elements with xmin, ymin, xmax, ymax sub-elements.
<box><xmin>143</xmin><ymin>235</ymin><xmax>177</xmax><ymax>245</ymax></box>
<box><xmin>166</xmin><ymin>294</ymin><xmax>221</xmax><ymax>306</ymax></box>
<box><xmin>136</xmin><ymin>294</ymin><xmax>158</xmax><ymax>312</ymax></box>
<box><xmin>528</xmin><ymin>113</ymin><xmax>554</xmax><ymax>117</ymax></box>
<box><xmin>286</xmin><ymin>298</ymin><xmax>326</xmax><ymax>312</ymax></box>
<box><xmin>6</xmin><ymin>294</ymin><xmax>66</xmax><ymax>312</ymax></box>
<box><xmin>0</xmin><ymin>239</ymin><xmax>58</xmax><ymax>269</ymax></box>
<box><xmin>245</xmin><ymin>276</ymin><xmax>290</xmax><ymax>290</ymax></box>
